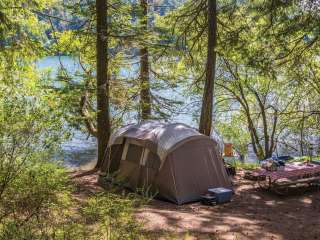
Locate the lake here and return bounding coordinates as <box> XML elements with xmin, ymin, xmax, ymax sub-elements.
<box><xmin>37</xmin><ymin>56</ymin><xmax>197</xmax><ymax>169</ymax></box>
<box><xmin>38</xmin><ymin>56</ymin><xmax>320</xmax><ymax>167</ymax></box>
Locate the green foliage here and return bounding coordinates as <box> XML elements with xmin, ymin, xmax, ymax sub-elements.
<box><xmin>229</xmin><ymin>160</ymin><xmax>259</xmax><ymax>171</ymax></box>
<box><xmin>2</xmin><ymin>0</ymin><xmax>320</xmax><ymax>238</ymax></box>
<box><xmin>0</xmin><ymin>88</ymin><xmax>143</xmax><ymax>239</ymax></box>
<box><xmin>0</xmin><ymin>162</ymin><xmax>72</xmax><ymax>240</ymax></box>
<box><xmin>216</xmin><ymin>116</ymin><xmax>250</xmax><ymax>157</ymax></box>
<box><xmin>51</xmin><ymin>0</ymin><xmax>184</xmax><ymax>127</ymax></box>
<box><xmin>0</xmin><ymin>162</ymin><xmax>145</xmax><ymax>240</ymax></box>
<box><xmin>161</xmin><ymin>0</ymin><xmax>320</xmax><ymax>159</ymax></box>
<box><xmin>82</xmin><ymin>193</ymin><xmax>144</xmax><ymax>240</ymax></box>
<box><xmin>288</xmin><ymin>156</ymin><xmax>320</xmax><ymax>163</ymax></box>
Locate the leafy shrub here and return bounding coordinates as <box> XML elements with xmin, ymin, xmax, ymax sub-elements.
<box><xmin>0</xmin><ymin>162</ymin><xmax>145</xmax><ymax>240</ymax></box>
<box><xmin>0</xmin><ymin>162</ymin><xmax>72</xmax><ymax>240</ymax></box>
<box><xmin>0</xmin><ymin>85</ymin><xmax>144</xmax><ymax>239</ymax></box>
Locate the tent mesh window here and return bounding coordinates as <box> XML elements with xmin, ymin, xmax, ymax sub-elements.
<box><xmin>145</xmin><ymin>151</ymin><xmax>161</xmax><ymax>171</ymax></box>
<box><xmin>126</xmin><ymin>144</ymin><xmax>143</xmax><ymax>164</ymax></box>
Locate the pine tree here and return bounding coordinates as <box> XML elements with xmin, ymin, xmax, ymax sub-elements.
<box><xmin>95</xmin><ymin>0</ymin><xmax>111</xmax><ymax>169</ymax></box>
<box><xmin>139</xmin><ymin>0</ymin><xmax>152</xmax><ymax>120</ymax></box>
<box><xmin>199</xmin><ymin>0</ymin><xmax>217</xmax><ymax>136</ymax></box>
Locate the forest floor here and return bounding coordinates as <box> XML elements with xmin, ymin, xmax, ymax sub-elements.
<box><xmin>71</xmin><ymin>170</ymin><xmax>320</xmax><ymax>240</ymax></box>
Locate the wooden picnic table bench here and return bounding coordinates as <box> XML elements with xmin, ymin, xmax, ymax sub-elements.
<box><xmin>250</xmin><ymin>162</ymin><xmax>320</xmax><ymax>195</ymax></box>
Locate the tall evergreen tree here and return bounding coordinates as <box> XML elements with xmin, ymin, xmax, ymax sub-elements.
<box><xmin>96</xmin><ymin>0</ymin><xmax>110</xmax><ymax>169</ymax></box>
<box><xmin>139</xmin><ymin>0</ymin><xmax>152</xmax><ymax>120</ymax></box>
<box><xmin>199</xmin><ymin>0</ymin><xmax>217</xmax><ymax>136</ymax></box>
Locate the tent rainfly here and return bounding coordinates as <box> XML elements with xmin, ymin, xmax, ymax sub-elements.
<box><xmin>105</xmin><ymin>121</ymin><xmax>232</xmax><ymax>204</ymax></box>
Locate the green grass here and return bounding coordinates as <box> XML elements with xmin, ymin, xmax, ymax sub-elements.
<box><xmin>289</xmin><ymin>156</ymin><xmax>320</xmax><ymax>163</ymax></box>
<box><xmin>228</xmin><ymin>160</ymin><xmax>259</xmax><ymax>170</ymax></box>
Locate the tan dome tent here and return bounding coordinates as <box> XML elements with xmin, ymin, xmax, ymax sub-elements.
<box><xmin>105</xmin><ymin>121</ymin><xmax>232</xmax><ymax>204</ymax></box>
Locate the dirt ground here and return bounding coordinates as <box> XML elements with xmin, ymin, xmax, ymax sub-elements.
<box><xmin>71</xmin><ymin>171</ymin><xmax>320</xmax><ymax>240</ymax></box>
<box><xmin>136</xmin><ymin>173</ymin><xmax>320</xmax><ymax>240</ymax></box>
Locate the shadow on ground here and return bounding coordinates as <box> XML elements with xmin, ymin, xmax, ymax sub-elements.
<box><xmin>135</xmin><ymin>174</ymin><xmax>320</xmax><ymax>240</ymax></box>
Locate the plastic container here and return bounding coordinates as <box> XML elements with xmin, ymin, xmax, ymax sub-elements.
<box><xmin>208</xmin><ymin>187</ymin><xmax>233</xmax><ymax>204</ymax></box>
<box><xmin>200</xmin><ymin>193</ymin><xmax>216</xmax><ymax>205</ymax></box>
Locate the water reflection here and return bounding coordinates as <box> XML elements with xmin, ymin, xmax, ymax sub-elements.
<box><xmin>61</xmin><ymin>131</ymin><xmax>97</xmax><ymax>169</ymax></box>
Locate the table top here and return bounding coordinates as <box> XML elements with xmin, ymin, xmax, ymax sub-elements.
<box><xmin>251</xmin><ymin>162</ymin><xmax>320</xmax><ymax>182</ymax></box>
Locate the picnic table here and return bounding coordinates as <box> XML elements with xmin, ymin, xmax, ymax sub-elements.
<box><xmin>250</xmin><ymin>162</ymin><xmax>320</xmax><ymax>194</ymax></box>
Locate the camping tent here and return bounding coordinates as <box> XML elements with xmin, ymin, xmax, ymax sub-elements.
<box><xmin>105</xmin><ymin>121</ymin><xmax>232</xmax><ymax>204</ymax></box>
<box><xmin>211</xmin><ymin>128</ymin><xmax>224</xmax><ymax>156</ymax></box>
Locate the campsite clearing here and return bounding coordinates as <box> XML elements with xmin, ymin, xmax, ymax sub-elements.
<box><xmin>72</xmin><ymin>170</ymin><xmax>320</xmax><ymax>240</ymax></box>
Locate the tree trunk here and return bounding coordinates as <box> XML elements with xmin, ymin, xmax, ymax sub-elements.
<box><xmin>199</xmin><ymin>0</ymin><xmax>217</xmax><ymax>136</ymax></box>
<box><xmin>95</xmin><ymin>0</ymin><xmax>110</xmax><ymax>169</ymax></box>
<box><xmin>251</xmin><ymin>90</ymin><xmax>270</xmax><ymax>157</ymax></box>
<box><xmin>139</xmin><ymin>0</ymin><xmax>151</xmax><ymax>120</ymax></box>
<box><xmin>268</xmin><ymin>108</ymin><xmax>278</xmax><ymax>157</ymax></box>
<box><xmin>300</xmin><ymin>107</ymin><xmax>305</xmax><ymax>156</ymax></box>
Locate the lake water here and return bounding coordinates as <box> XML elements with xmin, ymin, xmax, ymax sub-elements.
<box><xmin>37</xmin><ymin>56</ymin><xmax>97</xmax><ymax>169</ymax></box>
<box><xmin>40</xmin><ymin>56</ymin><xmax>305</xmax><ymax>166</ymax></box>
<box><xmin>39</xmin><ymin>56</ymin><xmax>304</xmax><ymax>166</ymax></box>
<box><xmin>37</xmin><ymin>56</ymin><xmax>197</xmax><ymax>169</ymax></box>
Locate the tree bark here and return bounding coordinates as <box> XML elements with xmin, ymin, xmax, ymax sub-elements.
<box><xmin>139</xmin><ymin>0</ymin><xmax>151</xmax><ymax>120</ymax></box>
<box><xmin>268</xmin><ymin>108</ymin><xmax>278</xmax><ymax>157</ymax></box>
<box><xmin>300</xmin><ymin>108</ymin><xmax>305</xmax><ymax>156</ymax></box>
<box><xmin>80</xmin><ymin>91</ymin><xmax>98</xmax><ymax>138</ymax></box>
<box><xmin>199</xmin><ymin>0</ymin><xmax>217</xmax><ymax>136</ymax></box>
<box><xmin>252</xmin><ymin>91</ymin><xmax>270</xmax><ymax>157</ymax></box>
<box><xmin>95</xmin><ymin>0</ymin><xmax>110</xmax><ymax>169</ymax></box>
